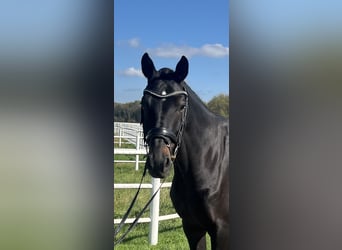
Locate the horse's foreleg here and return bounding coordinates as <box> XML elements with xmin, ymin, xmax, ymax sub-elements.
<box><xmin>182</xmin><ymin>220</ymin><xmax>207</xmax><ymax>250</ymax></box>
<box><xmin>209</xmin><ymin>220</ymin><xmax>229</xmax><ymax>250</ymax></box>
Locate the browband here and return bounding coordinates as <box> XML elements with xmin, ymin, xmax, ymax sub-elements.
<box><xmin>144</xmin><ymin>89</ymin><xmax>188</xmax><ymax>99</ymax></box>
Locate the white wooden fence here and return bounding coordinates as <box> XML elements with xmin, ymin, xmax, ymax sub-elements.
<box><xmin>114</xmin><ymin>122</ymin><xmax>145</xmax><ymax>170</ymax></box>
<box><xmin>114</xmin><ymin>122</ymin><xmax>180</xmax><ymax>245</ymax></box>
<box><xmin>114</xmin><ymin>122</ymin><xmax>145</xmax><ymax>149</ymax></box>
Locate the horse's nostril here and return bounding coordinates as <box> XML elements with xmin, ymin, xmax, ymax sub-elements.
<box><xmin>165</xmin><ymin>157</ymin><xmax>170</xmax><ymax>166</ymax></box>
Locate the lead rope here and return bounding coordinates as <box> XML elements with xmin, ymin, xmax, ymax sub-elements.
<box><xmin>114</xmin><ymin>177</ymin><xmax>165</xmax><ymax>246</ymax></box>
<box><xmin>114</xmin><ymin>164</ymin><xmax>147</xmax><ymax>237</ymax></box>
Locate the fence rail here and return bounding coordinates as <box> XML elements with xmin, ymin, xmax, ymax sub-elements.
<box><xmin>114</xmin><ymin>122</ymin><xmax>180</xmax><ymax>246</ymax></box>
<box><xmin>114</xmin><ymin>182</ymin><xmax>172</xmax><ymax>189</ymax></box>
<box><xmin>114</xmin><ymin>122</ymin><xmax>145</xmax><ymax>170</ymax></box>
<box><xmin>114</xmin><ymin>122</ymin><xmax>145</xmax><ymax>150</ymax></box>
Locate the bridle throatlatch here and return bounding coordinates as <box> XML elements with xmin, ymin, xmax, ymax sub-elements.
<box><xmin>143</xmin><ymin>87</ymin><xmax>188</xmax><ymax>161</ymax></box>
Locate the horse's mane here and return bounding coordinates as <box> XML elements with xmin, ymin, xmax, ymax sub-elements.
<box><xmin>152</xmin><ymin>68</ymin><xmax>224</xmax><ymax>119</ymax></box>
<box><xmin>182</xmin><ymin>81</ymin><xmax>223</xmax><ymax>119</ymax></box>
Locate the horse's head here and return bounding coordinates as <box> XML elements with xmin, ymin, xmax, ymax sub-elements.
<box><xmin>141</xmin><ymin>53</ymin><xmax>189</xmax><ymax>178</ymax></box>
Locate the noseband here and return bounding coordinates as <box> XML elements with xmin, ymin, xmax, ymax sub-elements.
<box><xmin>143</xmin><ymin>88</ymin><xmax>188</xmax><ymax>160</ymax></box>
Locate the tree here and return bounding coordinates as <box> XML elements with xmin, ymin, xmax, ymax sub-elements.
<box><xmin>207</xmin><ymin>94</ymin><xmax>229</xmax><ymax>118</ymax></box>
<box><xmin>114</xmin><ymin>93</ymin><xmax>229</xmax><ymax>122</ymax></box>
<box><xmin>114</xmin><ymin>101</ymin><xmax>141</xmax><ymax>122</ymax></box>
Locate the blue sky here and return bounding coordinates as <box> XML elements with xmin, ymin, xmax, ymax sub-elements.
<box><xmin>114</xmin><ymin>0</ymin><xmax>229</xmax><ymax>103</ymax></box>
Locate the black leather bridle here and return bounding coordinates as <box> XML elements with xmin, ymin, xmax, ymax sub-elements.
<box><xmin>142</xmin><ymin>87</ymin><xmax>188</xmax><ymax>160</ymax></box>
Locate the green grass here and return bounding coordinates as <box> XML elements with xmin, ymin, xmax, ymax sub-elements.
<box><xmin>114</xmin><ymin>138</ymin><xmax>211</xmax><ymax>249</ymax></box>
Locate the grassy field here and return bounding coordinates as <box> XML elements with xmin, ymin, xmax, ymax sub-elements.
<box><xmin>114</xmin><ymin>139</ymin><xmax>192</xmax><ymax>249</ymax></box>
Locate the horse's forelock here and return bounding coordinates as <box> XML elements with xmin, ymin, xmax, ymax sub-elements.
<box><xmin>148</xmin><ymin>68</ymin><xmax>187</xmax><ymax>86</ymax></box>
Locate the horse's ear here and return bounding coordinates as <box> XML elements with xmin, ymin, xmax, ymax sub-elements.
<box><xmin>141</xmin><ymin>53</ymin><xmax>156</xmax><ymax>79</ymax></box>
<box><xmin>175</xmin><ymin>56</ymin><xmax>189</xmax><ymax>82</ymax></box>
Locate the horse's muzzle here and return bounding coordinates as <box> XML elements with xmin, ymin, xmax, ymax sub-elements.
<box><xmin>145</xmin><ymin>140</ymin><xmax>173</xmax><ymax>178</ymax></box>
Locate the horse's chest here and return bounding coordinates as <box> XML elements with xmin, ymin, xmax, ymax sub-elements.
<box><xmin>170</xmin><ymin>181</ymin><xmax>210</xmax><ymax>224</ymax></box>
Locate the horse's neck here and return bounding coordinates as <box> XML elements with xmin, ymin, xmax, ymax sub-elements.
<box><xmin>186</xmin><ymin>95</ymin><xmax>217</xmax><ymax>131</ymax></box>
<box><xmin>175</xmin><ymin>95</ymin><xmax>219</xmax><ymax>173</ymax></box>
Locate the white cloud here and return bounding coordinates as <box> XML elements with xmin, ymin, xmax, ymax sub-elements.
<box><xmin>147</xmin><ymin>43</ymin><xmax>229</xmax><ymax>58</ymax></box>
<box><xmin>117</xmin><ymin>38</ymin><xmax>140</xmax><ymax>48</ymax></box>
<box><xmin>119</xmin><ymin>67</ymin><xmax>144</xmax><ymax>77</ymax></box>
<box><xmin>127</xmin><ymin>38</ymin><xmax>140</xmax><ymax>48</ymax></box>
<box><xmin>148</xmin><ymin>45</ymin><xmax>198</xmax><ymax>58</ymax></box>
<box><xmin>200</xmin><ymin>44</ymin><xmax>229</xmax><ymax>57</ymax></box>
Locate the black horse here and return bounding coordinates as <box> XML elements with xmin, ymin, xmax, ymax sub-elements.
<box><xmin>141</xmin><ymin>53</ymin><xmax>229</xmax><ymax>249</ymax></box>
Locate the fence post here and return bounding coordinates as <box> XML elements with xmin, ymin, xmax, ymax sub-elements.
<box><xmin>149</xmin><ymin>178</ymin><xmax>160</xmax><ymax>245</ymax></box>
<box><xmin>135</xmin><ymin>133</ymin><xmax>140</xmax><ymax>171</ymax></box>
<box><xmin>119</xmin><ymin>127</ymin><xmax>122</xmax><ymax>147</ymax></box>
